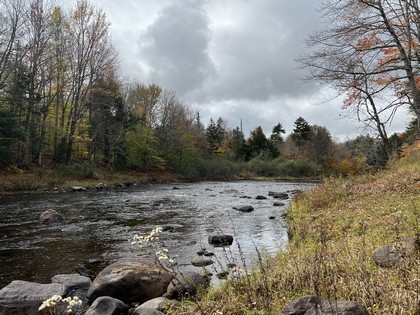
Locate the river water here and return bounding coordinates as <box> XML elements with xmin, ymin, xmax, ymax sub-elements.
<box><xmin>0</xmin><ymin>181</ymin><xmax>317</xmax><ymax>289</ymax></box>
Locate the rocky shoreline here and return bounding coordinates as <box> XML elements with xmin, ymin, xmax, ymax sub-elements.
<box><xmin>1</xmin><ymin>186</ymin><xmax>414</xmax><ymax>314</ymax></box>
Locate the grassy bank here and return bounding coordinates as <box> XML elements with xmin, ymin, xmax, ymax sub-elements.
<box><xmin>0</xmin><ymin>157</ymin><xmax>321</xmax><ymax>194</ymax></box>
<box><xmin>191</xmin><ymin>142</ymin><xmax>420</xmax><ymax>314</ymax></box>
<box><xmin>0</xmin><ymin>166</ymin><xmax>181</xmax><ymax>194</ymax></box>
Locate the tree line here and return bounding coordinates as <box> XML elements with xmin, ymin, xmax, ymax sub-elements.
<box><xmin>0</xmin><ymin>0</ymin><xmax>417</xmax><ymax>178</ymax></box>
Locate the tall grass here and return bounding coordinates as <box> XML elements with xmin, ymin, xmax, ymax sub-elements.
<box><xmin>186</xmin><ymin>142</ymin><xmax>420</xmax><ymax>314</ymax></box>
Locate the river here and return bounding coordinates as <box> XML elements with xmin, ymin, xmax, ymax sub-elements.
<box><xmin>0</xmin><ymin>181</ymin><xmax>317</xmax><ymax>289</ymax></box>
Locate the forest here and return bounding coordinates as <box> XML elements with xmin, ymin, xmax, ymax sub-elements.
<box><xmin>0</xmin><ymin>0</ymin><xmax>419</xmax><ymax>181</ymax></box>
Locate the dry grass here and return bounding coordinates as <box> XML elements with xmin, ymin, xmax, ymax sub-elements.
<box><xmin>0</xmin><ymin>168</ymin><xmax>180</xmax><ymax>194</ymax></box>
<box><xmin>190</xmin><ymin>142</ymin><xmax>420</xmax><ymax>315</ymax></box>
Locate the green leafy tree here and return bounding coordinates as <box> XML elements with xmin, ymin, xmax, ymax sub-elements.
<box><xmin>125</xmin><ymin>124</ymin><xmax>164</xmax><ymax>170</ymax></box>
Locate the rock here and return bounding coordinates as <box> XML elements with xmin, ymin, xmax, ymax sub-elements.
<box><xmin>72</xmin><ymin>186</ymin><xmax>86</xmax><ymax>192</ymax></box>
<box><xmin>94</xmin><ymin>183</ymin><xmax>107</xmax><ymax>190</ymax></box>
<box><xmin>39</xmin><ymin>209</ymin><xmax>64</xmax><ymax>225</ymax></box>
<box><xmin>280</xmin><ymin>295</ymin><xmax>369</xmax><ymax>315</ymax></box>
<box><xmin>268</xmin><ymin>216</ymin><xmax>276</xmax><ymax>220</ymax></box>
<box><xmin>268</xmin><ymin>191</ymin><xmax>289</xmax><ymax>199</ymax></box>
<box><xmin>255</xmin><ymin>195</ymin><xmax>267</xmax><ymax>200</ymax></box>
<box><xmin>273</xmin><ymin>201</ymin><xmax>285</xmax><ymax>207</ymax></box>
<box><xmin>86</xmin><ymin>258</ymin><xmax>173</xmax><ymax>304</ymax></box>
<box><xmin>216</xmin><ymin>271</ymin><xmax>229</xmax><ymax>279</ymax></box>
<box><xmin>204</xmin><ymin>251</ymin><xmax>214</xmax><ymax>256</ymax></box>
<box><xmin>208</xmin><ymin>235</ymin><xmax>234</xmax><ymax>247</ymax></box>
<box><xmin>51</xmin><ymin>274</ymin><xmax>92</xmax><ymax>295</ymax></box>
<box><xmin>161</xmin><ymin>225</ymin><xmax>176</xmax><ymax>233</ymax></box>
<box><xmin>85</xmin><ymin>296</ymin><xmax>127</xmax><ymax>315</ymax></box>
<box><xmin>372</xmin><ymin>237</ymin><xmax>417</xmax><ymax>267</ymax></box>
<box><xmin>133</xmin><ymin>309</ymin><xmax>164</xmax><ymax>315</ymax></box>
<box><xmin>221</xmin><ymin>189</ymin><xmax>239</xmax><ymax>194</ymax></box>
<box><xmin>0</xmin><ymin>280</ymin><xmax>65</xmax><ymax>311</ymax></box>
<box><xmin>191</xmin><ymin>258</ymin><xmax>214</xmax><ymax>267</ymax></box>
<box><xmin>233</xmin><ymin>205</ymin><xmax>254</xmax><ymax>212</ymax></box>
<box><xmin>134</xmin><ymin>297</ymin><xmax>180</xmax><ymax>314</ymax></box>
<box><xmin>164</xmin><ymin>272</ymin><xmax>210</xmax><ymax>300</ymax></box>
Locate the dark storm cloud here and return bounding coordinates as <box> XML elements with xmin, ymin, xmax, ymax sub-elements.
<box><xmin>69</xmin><ymin>0</ymin><xmax>407</xmax><ymax>138</ymax></box>
<box><xmin>139</xmin><ymin>2</ymin><xmax>216</xmax><ymax>95</ymax></box>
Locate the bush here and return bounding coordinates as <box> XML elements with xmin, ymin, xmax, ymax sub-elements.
<box><xmin>277</xmin><ymin>160</ymin><xmax>318</xmax><ymax>177</ymax></box>
<box><xmin>181</xmin><ymin>157</ymin><xmax>238</xmax><ymax>181</ymax></box>
<box><xmin>245</xmin><ymin>157</ymin><xmax>280</xmax><ymax>177</ymax></box>
<box><xmin>55</xmin><ymin>162</ymin><xmax>97</xmax><ymax>179</ymax></box>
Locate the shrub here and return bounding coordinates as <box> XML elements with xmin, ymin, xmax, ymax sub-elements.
<box><xmin>277</xmin><ymin>159</ymin><xmax>318</xmax><ymax>177</ymax></box>
<box><xmin>55</xmin><ymin>162</ymin><xmax>97</xmax><ymax>179</ymax></box>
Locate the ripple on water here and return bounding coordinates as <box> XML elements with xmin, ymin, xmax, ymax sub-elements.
<box><xmin>0</xmin><ymin>181</ymin><xmax>317</xmax><ymax>288</ymax></box>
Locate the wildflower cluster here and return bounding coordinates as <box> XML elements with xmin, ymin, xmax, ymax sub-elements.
<box><xmin>39</xmin><ymin>295</ymin><xmax>82</xmax><ymax>314</ymax></box>
<box><xmin>156</xmin><ymin>248</ymin><xmax>174</xmax><ymax>263</ymax></box>
<box><xmin>132</xmin><ymin>226</ymin><xmax>163</xmax><ymax>245</ymax></box>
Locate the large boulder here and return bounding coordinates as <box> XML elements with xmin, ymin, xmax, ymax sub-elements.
<box><xmin>39</xmin><ymin>209</ymin><xmax>64</xmax><ymax>225</ymax></box>
<box><xmin>86</xmin><ymin>259</ymin><xmax>173</xmax><ymax>304</ymax></box>
<box><xmin>280</xmin><ymin>295</ymin><xmax>369</xmax><ymax>315</ymax></box>
<box><xmin>85</xmin><ymin>296</ymin><xmax>127</xmax><ymax>315</ymax></box>
<box><xmin>0</xmin><ymin>280</ymin><xmax>65</xmax><ymax>313</ymax></box>
<box><xmin>372</xmin><ymin>237</ymin><xmax>417</xmax><ymax>267</ymax></box>
<box><xmin>164</xmin><ymin>271</ymin><xmax>210</xmax><ymax>300</ymax></box>
<box><xmin>208</xmin><ymin>235</ymin><xmax>234</xmax><ymax>247</ymax></box>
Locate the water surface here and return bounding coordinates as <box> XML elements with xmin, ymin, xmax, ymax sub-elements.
<box><xmin>0</xmin><ymin>181</ymin><xmax>316</xmax><ymax>288</ymax></box>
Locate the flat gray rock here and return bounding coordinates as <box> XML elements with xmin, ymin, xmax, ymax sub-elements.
<box><xmin>0</xmin><ymin>280</ymin><xmax>65</xmax><ymax>308</ymax></box>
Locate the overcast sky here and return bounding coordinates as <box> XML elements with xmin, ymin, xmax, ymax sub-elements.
<box><xmin>70</xmin><ymin>0</ymin><xmax>411</xmax><ymax>141</ymax></box>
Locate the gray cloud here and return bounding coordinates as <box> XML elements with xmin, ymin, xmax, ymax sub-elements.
<box><xmin>71</xmin><ymin>0</ymin><xmax>408</xmax><ymax>139</ymax></box>
<box><xmin>139</xmin><ymin>2</ymin><xmax>216</xmax><ymax>95</ymax></box>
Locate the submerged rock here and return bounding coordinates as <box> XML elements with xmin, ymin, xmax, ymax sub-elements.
<box><xmin>190</xmin><ymin>258</ymin><xmax>214</xmax><ymax>267</ymax></box>
<box><xmin>255</xmin><ymin>195</ymin><xmax>267</xmax><ymax>200</ymax></box>
<box><xmin>208</xmin><ymin>235</ymin><xmax>234</xmax><ymax>247</ymax></box>
<box><xmin>268</xmin><ymin>191</ymin><xmax>289</xmax><ymax>199</ymax></box>
<box><xmin>39</xmin><ymin>209</ymin><xmax>64</xmax><ymax>225</ymax></box>
<box><xmin>233</xmin><ymin>205</ymin><xmax>254</xmax><ymax>212</ymax></box>
<box><xmin>72</xmin><ymin>186</ymin><xmax>86</xmax><ymax>192</ymax></box>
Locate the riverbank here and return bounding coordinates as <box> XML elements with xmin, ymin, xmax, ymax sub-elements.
<box><xmin>0</xmin><ymin>168</ymin><xmax>182</xmax><ymax>195</ymax></box>
<box><xmin>193</xmin><ymin>142</ymin><xmax>420</xmax><ymax>314</ymax></box>
<box><xmin>0</xmin><ymin>165</ymin><xmax>320</xmax><ymax>195</ymax></box>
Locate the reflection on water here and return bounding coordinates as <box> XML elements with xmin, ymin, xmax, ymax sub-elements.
<box><xmin>0</xmin><ymin>181</ymin><xmax>316</xmax><ymax>288</ymax></box>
